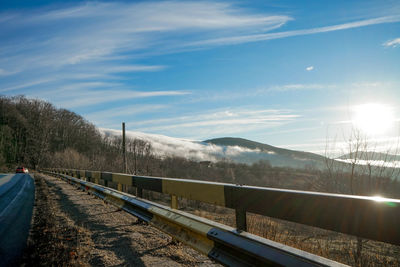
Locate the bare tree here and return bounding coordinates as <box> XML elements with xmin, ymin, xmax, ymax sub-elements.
<box><xmin>126</xmin><ymin>138</ymin><xmax>153</xmax><ymax>175</ymax></box>
<box><xmin>323</xmin><ymin>126</ymin><xmax>400</xmax><ymax>266</ymax></box>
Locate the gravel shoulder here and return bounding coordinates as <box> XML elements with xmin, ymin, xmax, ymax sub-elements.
<box><xmin>22</xmin><ymin>173</ymin><xmax>219</xmax><ymax>266</ymax></box>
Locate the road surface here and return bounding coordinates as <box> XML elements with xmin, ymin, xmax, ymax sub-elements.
<box><xmin>0</xmin><ymin>173</ymin><xmax>35</xmax><ymax>266</ymax></box>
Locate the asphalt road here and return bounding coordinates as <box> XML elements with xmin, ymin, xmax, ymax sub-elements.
<box><xmin>0</xmin><ymin>173</ymin><xmax>35</xmax><ymax>266</ymax></box>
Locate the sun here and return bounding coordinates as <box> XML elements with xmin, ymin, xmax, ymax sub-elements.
<box><xmin>351</xmin><ymin>103</ymin><xmax>395</xmax><ymax>135</ymax></box>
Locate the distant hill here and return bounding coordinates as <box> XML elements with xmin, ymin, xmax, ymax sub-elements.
<box><xmin>204</xmin><ymin>137</ymin><xmax>327</xmax><ymax>169</ymax></box>
<box><xmin>339</xmin><ymin>151</ymin><xmax>400</xmax><ymax>162</ymax></box>
<box><xmin>205</xmin><ymin>137</ymin><xmax>324</xmax><ymax>160</ymax></box>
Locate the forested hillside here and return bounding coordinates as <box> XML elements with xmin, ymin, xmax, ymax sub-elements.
<box><xmin>0</xmin><ymin>96</ymin><xmax>103</xmax><ymax>169</ymax></box>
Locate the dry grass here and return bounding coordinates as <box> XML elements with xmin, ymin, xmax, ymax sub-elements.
<box><xmin>21</xmin><ymin>174</ymin><xmax>92</xmax><ymax>266</ymax></box>
<box><xmin>188</xmin><ymin>207</ymin><xmax>400</xmax><ymax>266</ymax></box>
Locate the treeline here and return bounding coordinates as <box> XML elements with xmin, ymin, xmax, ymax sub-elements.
<box><xmin>0</xmin><ymin>96</ymin><xmax>103</xmax><ymax>170</ymax></box>
<box><xmin>0</xmin><ymin>96</ymin><xmax>144</xmax><ymax>173</ymax></box>
<box><xmin>0</xmin><ymin>95</ymin><xmax>318</xmax><ymax>191</ymax></box>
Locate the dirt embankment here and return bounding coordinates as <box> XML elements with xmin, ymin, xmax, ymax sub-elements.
<box><xmin>21</xmin><ymin>174</ymin><xmax>219</xmax><ymax>266</ymax></box>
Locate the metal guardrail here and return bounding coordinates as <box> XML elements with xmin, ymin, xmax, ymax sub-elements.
<box><xmin>47</xmin><ymin>168</ymin><xmax>400</xmax><ymax>247</ymax></box>
<box><xmin>42</xmin><ymin>170</ymin><xmax>347</xmax><ymax>266</ymax></box>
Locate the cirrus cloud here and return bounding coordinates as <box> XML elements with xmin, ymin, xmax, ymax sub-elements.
<box><xmin>383</xmin><ymin>37</ymin><xmax>400</xmax><ymax>47</ymax></box>
<box><xmin>0</xmin><ymin>1</ymin><xmax>292</xmax><ymax>112</ymax></box>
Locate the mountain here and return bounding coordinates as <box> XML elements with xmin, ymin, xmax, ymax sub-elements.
<box><xmin>205</xmin><ymin>137</ymin><xmax>323</xmax><ymax>160</ymax></box>
<box><xmin>101</xmin><ymin>129</ymin><xmax>328</xmax><ymax>169</ymax></box>
<box><xmin>204</xmin><ymin>137</ymin><xmax>327</xmax><ymax>169</ymax></box>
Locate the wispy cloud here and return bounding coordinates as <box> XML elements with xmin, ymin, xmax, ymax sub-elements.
<box><xmin>2</xmin><ymin>2</ymin><xmax>397</xmax><ymax>102</ymax></box>
<box><xmin>131</xmin><ymin>108</ymin><xmax>300</xmax><ymax>139</ymax></box>
<box><xmin>186</xmin><ymin>80</ymin><xmax>397</xmax><ymax>105</ymax></box>
<box><xmin>85</xmin><ymin>104</ymin><xmax>169</xmax><ymax>127</ymax></box>
<box><xmin>47</xmin><ymin>89</ymin><xmax>190</xmax><ymax>109</ymax></box>
<box><xmin>383</xmin><ymin>37</ymin><xmax>400</xmax><ymax>47</ymax></box>
<box><xmin>0</xmin><ymin>1</ymin><xmax>291</xmax><ymax>76</ymax></box>
<box><xmin>0</xmin><ymin>78</ymin><xmax>56</xmax><ymax>92</ymax></box>
<box><xmin>306</xmin><ymin>66</ymin><xmax>314</xmax><ymax>71</ymax></box>
<box><xmin>0</xmin><ymin>68</ymin><xmax>18</xmax><ymax>76</ymax></box>
<box><xmin>186</xmin><ymin>15</ymin><xmax>400</xmax><ymax>47</ymax></box>
<box><xmin>2</xmin><ymin>1</ymin><xmax>399</xmax><ymax>145</ymax></box>
<box><xmin>105</xmin><ymin>65</ymin><xmax>166</xmax><ymax>73</ymax></box>
<box><xmin>0</xmin><ymin>1</ymin><xmax>292</xmax><ymax>110</ymax></box>
<box><xmin>268</xmin><ymin>83</ymin><xmax>330</xmax><ymax>92</ymax></box>
<box><xmin>184</xmin><ymin>83</ymin><xmax>337</xmax><ymax>104</ymax></box>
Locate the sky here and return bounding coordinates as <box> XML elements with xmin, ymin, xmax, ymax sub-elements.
<box><xmin>1</xmin><ymin>0</ymin><xmax>400</xmax><ymax>155</ymax></box>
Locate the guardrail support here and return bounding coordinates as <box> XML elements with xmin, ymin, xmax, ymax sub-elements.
<box><xmin>171</xmin><ymin>195</ymin><xmax>178</xmax><ymax>209</ymax></box>
<box><xmin>136</xmin><ymin>187</ymin><xmax>143</xmax><ymax>198</ymax></box>
<box><xmin>235</xmin><ymin>208</ymin><xmax>247</xmax><ymax>232</ymax></box>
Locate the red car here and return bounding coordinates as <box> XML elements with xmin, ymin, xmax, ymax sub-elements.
<box><xmin>16</xmin><ymin>166</ymin><xmax>27</xmax><ymax>173</ymax></box>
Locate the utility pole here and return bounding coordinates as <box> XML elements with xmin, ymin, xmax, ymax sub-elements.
<box><xmin>122</xmin><ymin>122</ymin><xmax>127</xmax><ymax>173</ymax></box>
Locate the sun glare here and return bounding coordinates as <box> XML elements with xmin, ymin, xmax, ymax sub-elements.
<box><xmin>371</xmin><ymin>195</ymin><xmax>385</xmax><ymax>202</ymax></box>
<box><xmin>352</xmin><ymin>103</ymin><xmax>395</xmax><ymax>135</ymax></box>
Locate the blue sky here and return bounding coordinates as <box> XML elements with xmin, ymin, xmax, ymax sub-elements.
<box><xmin>1</xmin><ymin>0</ymin><xmax>400</xmax><ymax>154</ymax></box>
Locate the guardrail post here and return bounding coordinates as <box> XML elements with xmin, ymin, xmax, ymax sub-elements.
<box><xmin>118</xmin><ymin>183</ymin><xmax>122</xmax><ymax>192</ymax></box>
<box><xmin>171</xmin><ymin>195</ymin><xmax>178</xmax><ymax>209</ymax></box>
<box><xmin>136</xmin><ymin>187</ymin><xmax>143</xmax><ymax>198</ymax></box>
<box><xmin>235</xmin><ymin>208</ymin><xmax>247</xmax><ymax>232</ymax></box>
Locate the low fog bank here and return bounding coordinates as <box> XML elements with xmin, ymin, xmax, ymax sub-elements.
<box><xmin>100</xmin><ymin>128</ymin><xmax>328</xmax><ymax>169</ymax></box>
<box><xmin>100</xmin><ymin>128</ymin><xmax>262</xmax><ymax>163</ymax></box>
<box><xmin>335</xmin><ymin>159</ymin><xmax>400</xmax><ymax>169</ymax></box>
